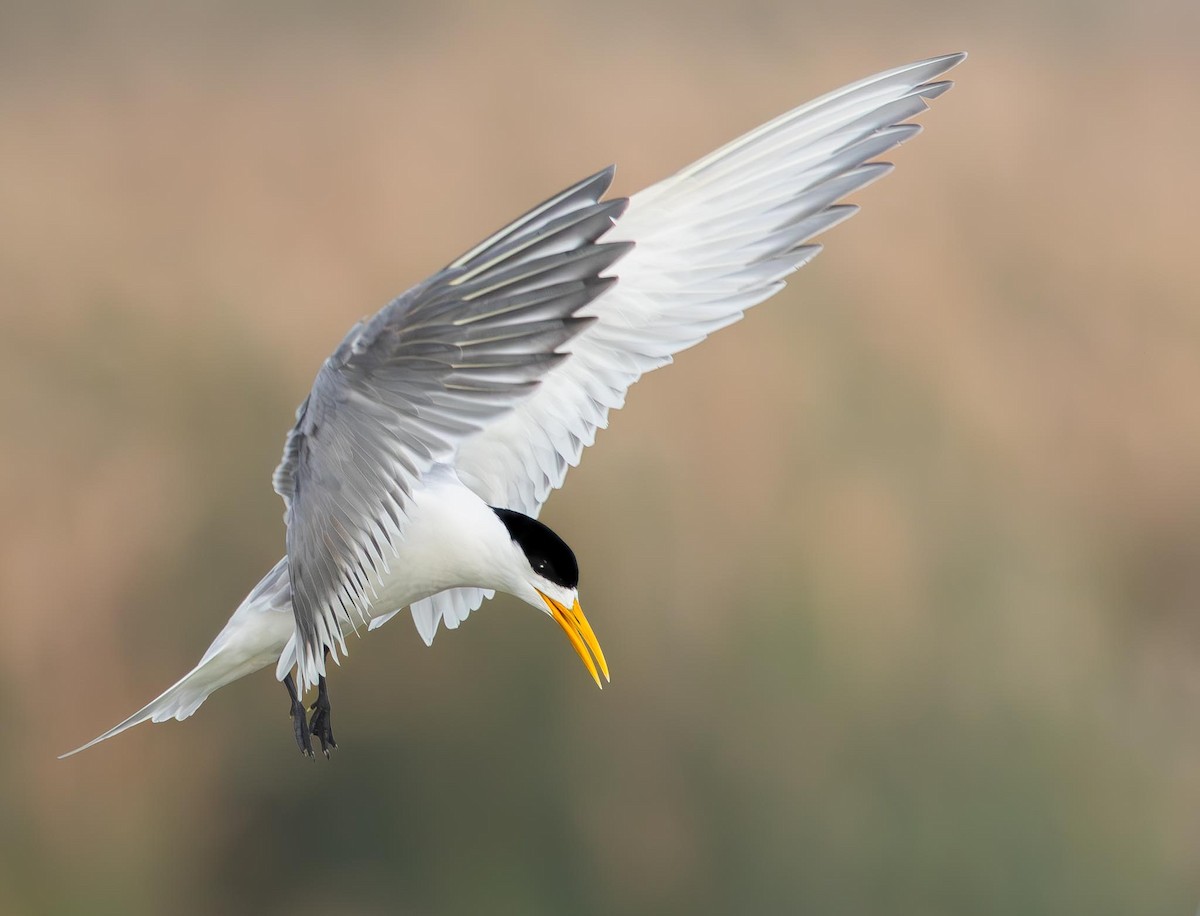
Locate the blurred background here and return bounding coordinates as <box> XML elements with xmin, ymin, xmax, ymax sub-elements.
<box><xmin>3</xmin><ymin>1</ymin><xmax>1199</xmax><ymax>913</ymax></box>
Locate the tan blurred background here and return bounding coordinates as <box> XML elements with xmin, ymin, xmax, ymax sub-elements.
<box><xmin>3</xmin><ymin>1</ymin><xmax>1200</xmax><ymax>914</ymax></box>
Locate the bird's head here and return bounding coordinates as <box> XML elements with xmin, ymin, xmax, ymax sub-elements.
<box><xmin>492</xmin><ymin>508</ymin><xmax>609</xmax><ymax>688</ymax></box>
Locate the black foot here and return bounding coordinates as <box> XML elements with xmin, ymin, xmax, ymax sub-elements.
<box><xmin>284</xmin><ymin>673</ymin><xmax>313</xmax><ymax>758</ymax></box>
<box><xmin>309</xmin><ymin>675</ymin><xmax>337</xmax><ymax>758</ymax></box>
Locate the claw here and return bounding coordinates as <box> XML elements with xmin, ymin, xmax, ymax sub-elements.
<box><xmin>283</xmin><ymin>673</ymin><xmax>313</xmax><ymax>758</ymax></box>
<box><xmin>308</xmin><ymin>675</ymin><xmax>336</xmax><ymax>758</ymax></box>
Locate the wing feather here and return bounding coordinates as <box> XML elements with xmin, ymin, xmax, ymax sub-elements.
<box><xmin>412</xmin><ymin>54</ymin><xmax>963</xmax><ymax>641</ymax></box>
<box><xmin>276</xmin><ymin>170</ymin><xmax>632</xmax><ymax>688</ymax></box>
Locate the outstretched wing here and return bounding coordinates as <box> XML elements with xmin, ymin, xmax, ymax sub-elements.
<box><xmin>274</xmin><ymin>169</ymin><xmax>632</xmax><ymax>688</ymax></box>
<box><xmin>404</xmin><ymin>54</ymin><xmax>963</xmax><ymax>641</ymax></box>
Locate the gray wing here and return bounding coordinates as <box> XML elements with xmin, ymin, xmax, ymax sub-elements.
<box><xmin>273</xmin><ymin>168</ymin><xmax>632</xmax><ymax>688</ymax></box>
<box><xmin>406</xmin><ymin>54</ymin><xmax>964</xmax><ymax>643</ymax></box>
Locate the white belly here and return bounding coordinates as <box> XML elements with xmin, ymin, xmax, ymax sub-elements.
<box><xmin>363</xmin><ymin>466</ymin><xmax>517</xmax><ymax>618</ymax></box>
<box><xmin>264</xmin><ymin>466</ymin><xmax>520</xmax><ymax>680</ymax></box>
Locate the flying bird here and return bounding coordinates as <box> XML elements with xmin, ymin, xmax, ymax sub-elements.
<box><xmin>63</xmin><ymin>52</ymin><xmax>965</xmax><ymax>759</ymax></box>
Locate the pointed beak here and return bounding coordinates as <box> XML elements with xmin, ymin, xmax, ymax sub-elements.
<box><xmin>537</xmin><ymin>591</ymin><xmax>610</xmax><ymax>688</ymax></box>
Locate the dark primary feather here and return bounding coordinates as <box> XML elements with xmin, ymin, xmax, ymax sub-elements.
<box><xmin>273</xmin><ymin>168</ymin><xmax>632</xmax><ymax>686</ymax></box>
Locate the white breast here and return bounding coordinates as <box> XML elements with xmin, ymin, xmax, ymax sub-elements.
<box><xmin>366</xmin><ymin>466</ymin><xmax>521</xmax><ymax>615</ymax></box>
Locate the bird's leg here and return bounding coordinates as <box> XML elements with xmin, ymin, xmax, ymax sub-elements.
<box><xmin>284</xmin><ymin>672</ymin><xmax>313</xmax><ymax>758</ymax></box>
<box><xmin>308</xmin><ymin>649</ymin><xmax>337</xmax><ymax>757</ymax></box>
<box><xmin>308</xmin><ymin>676</ymin><xmax>336</xmax><ymax>757</ymax></box>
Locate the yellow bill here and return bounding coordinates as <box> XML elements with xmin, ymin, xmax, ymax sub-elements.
<box><xmin>537</xmin><ymin>591</ymin><xmax>610</xmax><ymax>688</ymax></box>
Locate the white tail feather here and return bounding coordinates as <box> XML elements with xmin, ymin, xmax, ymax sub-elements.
<box><xmin>61</xmin><ymin>559</ymin><xmax>295</xmax><ymax>758</ymax></box>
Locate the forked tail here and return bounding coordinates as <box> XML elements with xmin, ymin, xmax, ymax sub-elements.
<box><xmin>60</xmin><ymin>558</ymin><xmax>295</xmax><ymax>758</ymax></box>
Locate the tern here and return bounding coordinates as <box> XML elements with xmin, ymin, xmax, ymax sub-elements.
<box><xmin>63</xmin><ymin>52</ymin><xmax>964</xmax><ymax>759</ymax></box>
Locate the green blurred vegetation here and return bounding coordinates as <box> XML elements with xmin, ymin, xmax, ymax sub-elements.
<box><xmin>3</xmin><ymin>1</ymin><xmax>1200</xmax><ymax>914</ymax></box>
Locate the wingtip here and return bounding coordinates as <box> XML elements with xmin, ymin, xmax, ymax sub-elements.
<box><xmin>916</xmin><ymin>51</ymin><xmax>967</xmax><ymax>72</ymax></box>
<box><xmin>578</xmin><ymin>164</ymin><xmax>618</xmax><ymax>203</ymax></box>
<box><xmin>900</xmin><ymin>51</ymin><xmax>967</xmax><ymax>89</ymax></box>
<box><xmin>933</xmin><ymin>50</ymin><xmax>968</xmax><ymax>66</ymax></box>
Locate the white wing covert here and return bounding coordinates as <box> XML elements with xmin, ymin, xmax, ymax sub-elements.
<box><xmin>410</xmin><ymin>54</ymin><xmax>964</xmax><ymax>641</ymax></box>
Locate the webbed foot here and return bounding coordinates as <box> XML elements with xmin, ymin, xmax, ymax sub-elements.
<box><xmin>309</xmin><ymin>674</ymin><xmax>337</xmax><ymax>758</ymax></box>
<box><xmin>283</xmin><ymin>672</ymin><xmax>313</xmax><ymax>758</ymax></box>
